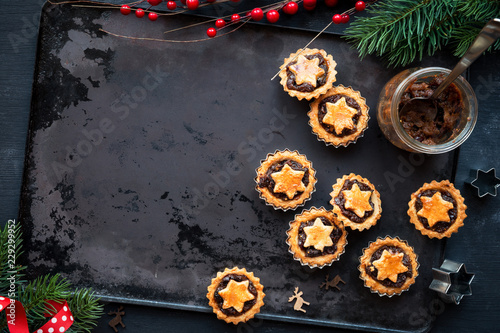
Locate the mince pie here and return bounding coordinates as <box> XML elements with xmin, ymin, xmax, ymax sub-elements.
<box><xmin>256</xmin><ymin>149</ymin><xmax>317</xmax><ymax>211</ymax></box>
<box><xmin>308</xmin><ymin>85</ymin><xmax>370</xmax><ymax>147</ymax></box>
<box><xmin>286</xmin><ymin>207</ymin><xmax>347</xmax><ymax>268</ymax></box>
<box><xmin>207</xmin><ymin>267</ymin><xmax>265</xmax><ymax>324</ymax></box>
<box><xmin>407</xmin><ymin>180</ymin><xmax>466</xmax><ymax>239</ymax></box>
<box><xmin>279</xmin><ymin>48</ymin><xmax>337</xmax><ymax>101</ymax></box>
<box><xmin>359</xmin><ymin>236</ymin><xmax>419</xmax><ymax>296</ymax></box>
<box><xmin>330</xmin><ymin>173</ymin><xmax>381</xmax><ymax>231</ymax></box>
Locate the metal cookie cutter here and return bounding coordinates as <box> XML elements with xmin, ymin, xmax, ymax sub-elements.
<box><xmin>429</xmin><ymin>259</ymin><xmax>475</xmax><ymax>305</ymax></box>
<box><xmin>466</xmin><ymin>168</ymin><xmax>500</xmax><ymax>198</ymax></box>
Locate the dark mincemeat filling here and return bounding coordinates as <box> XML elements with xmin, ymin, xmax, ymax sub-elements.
<box><xmin>214</xmin><ymin>274</ymin><xmax>257</xmax><ymax>316</ymax></box>
<box><xmin>286</xmin><ymin>53</ymin><xmax>329</xmax><ymax>93</ymax></box>
<box><xmin>334</xmin><ymin>179</ymin><xmax>374</xmax><ymax>223</ymax></box>
<box><xmin>258</xmin><ymin>160</ymin><xmax>309</xmax><ymax>201</ymax></box>
<box><xmin>399</xmin><ymin>75</ymin><xmax>464</xmax><ymax>144</ymax></box>
<box><xmin>415</xmin><ymin>189</ymin><xmax>457</xmax><ymax>233</ymax></box>
<box><xmin>318</xmin><ymin>94</ymin><xmax>362</xmax><ymax>137</ymax></box>
<box><xmin>366</xmin><ymin>245</ymin><xmax>413</xmax><ymax>288</ymax></box>
<box><xmin>297</xmin><ymin>216</ymin><xmax>343</xmax><ymax>258</ymax></box>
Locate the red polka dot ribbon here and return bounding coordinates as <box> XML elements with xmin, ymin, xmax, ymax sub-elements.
<box><xmin>0</xmin><ymin>297</ymin><xmax>73</xmax><ymax>333</ymax></box>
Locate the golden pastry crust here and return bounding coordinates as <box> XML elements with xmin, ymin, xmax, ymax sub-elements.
<box><xmin>207</xmin><ymin>267</ymin><xmax>265</xmax><ymax>325</ymax></box>
<box><xmin>407</xmin><ymin>180</ymin><xmax>467</xmax><ymax>239</ymax></box>
<box><xmin>329</xmin><ymin>173</ymin><xmax>382</xmax><ymax>231</ymax></box>
<box><xmin>286</xmin><ymin>207</ymin><xmax>348</xmax><ymax>268</ymax></box>
<box><xmin>358</xmin><ymin>236</ymin><xmax>419</xmax><ymax>297</ymax></box>
<box><xmin>308</xmin><ymin>85</ymin><xmax>370</xmax><ymax>147</ymax></box>
<box><xmin>255</xmin><ymin>149</ymin><xmax>317</xmax><ymax>211</ymax></box>
<box><xmin>279</xmin><ymin>48</ymin><xmax>337</xmax><ymax>101</ymax></box>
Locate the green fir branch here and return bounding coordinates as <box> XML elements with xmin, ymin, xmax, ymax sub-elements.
<box><xmin>0</xmin><ymin>223</ymin><xmax>103</xmax><ymax>333</ymax></box>
<box><xmin>66</xmin><ymin>289</ymin><xmax>104</xmax><ymax>333</ymax></box>
<box><xmin>344</xmin><ymin>0</ymin><xmax>500</xmax><ymax>67</ymax></box>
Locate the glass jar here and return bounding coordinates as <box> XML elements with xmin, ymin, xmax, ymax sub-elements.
<box><xmin>376</xmin><ymin>67</ymin><xmax>478</xmax><ymax>154</ymax></box>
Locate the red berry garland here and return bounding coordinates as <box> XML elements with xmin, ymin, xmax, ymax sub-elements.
<box><xmin>325</xmin><ymin>0</ymin><xmax>338</xmax><ymax>7</ymax></box>
<box><xmin>303</xmin><ymin>0</ymin><xmax>316</xmax><ymax>10</ymax></box>
<box><xmin>215</xmin><ymin>19</ymin><xmax>226</xmax><ymax>28</ymax></box>
<box><xmin>231</xmin><ymin>13</ymin><xmax>241</xmax><ymax>22</ymax></box>
<box><xmin>148</xmin><ymin>0</ymin><xmax>162</xmax><ymax>6</ymax></box>
<box><xmin>135</xmin><ymin>8</ymin><xmax>145</xmax><ymax>18</ymax></box>
<box><xmin>120</xmin><ymin>5</ymin><xmax>131</xmax><ymax>15</ymax></box>
<box><xmin>251</xmin><ymin>8</ymin><xmax>264</xmax><ymax>21</ymax></box>
<box><xmin>148</xmin><ymin>12</ymin><xmax>158</xmax><ymax>21</ymax></box>
<box><xmin>115</xmin><ymin>0</ymin><xmax>373</xmax><ymax>41</ymax></box>
<box><xmin>186</xmin><ymin>0</ymin><xmax>199</xmax><ymax>10</ymax></box>
<box><xmin>332</xmin><ymin>13</ymin><xmax>341</xmax><ymax>24</ymax></box>
<box><xmin>283</xmin><ymin>1</ymin><xmax>299</xmax><ymax>15</ymax></box>
<box><xmin>355</xmin><ymin>1</ymin><xmax>366</xmax><ymax>11</ymax></box>
<box><xmin>166</xmin><ymin>1</ymin><xmax>176</xmax><ymax>10</ymax></box>
<box><xmin>207</xmin><ymin>27</ymin><xmax>217</xmax><ymax>37</ymax></box>
<box><xmin>266</xmin><ymin>9</ymin><xmax>280</xmax><ymax>23</ymax></box>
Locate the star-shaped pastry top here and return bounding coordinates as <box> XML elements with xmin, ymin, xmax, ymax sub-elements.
<box><xmin>218</xmin><ymin>279</ymin><xmax>255</xmax><ymax>313</ymax></box>
<box><xmin>289</xmin><ymin>55</ymin><xmax>325</xmax><ymax>87</ymax></box>
<box><xmin>342</xmin><ymin>183</ymin><xmax>373</xmax><ymax>218</ymax></box>
<box><xmin>372</xmin><ymin>250</ymin><xmax>409</xmax><ymax>283</ymax></box>
<box><xmin>303</xmin><ymin>218</ymin><xmax>334</xmax><ymax>252</ymax></box>
<box><xmin>322</xmin><ymin>97</ymin><xmax>358</xmax><ymax>135</ymax></box>
<box><xmin>271</xmin><ymin>164</ymin><xmax>306</xmax><ymax>199</ymax></box>
<box><xmin>417</xmin><ymin>192</ymin><xmax>454</xmax><ymax>227</ymax></box>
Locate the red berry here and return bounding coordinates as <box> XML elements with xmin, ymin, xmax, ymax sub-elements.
<box><xmin>148</xmin><ymin>0</ymin><xmax>162</xmax><ymax>6</ymax></box>
<box><xmin>120</xmin><ymin>5</ymin><xmax>131</xmax><ymax>15</ymax></box>
<box><xmin>332</xmin><ymin>13</ymin><xmax>342</xmax><ymax>24</ymax></box>
<box><xmin>207</xmin><ymin>27</ymin><xmax>217</xmax><ymax>38</ymax></box>
<box><xmin>355</xmin><ymin>1</ymin><xmax>366</xmax><ymax>11</ymax></box>
<box><xmin>135</xmin><ymin>8</ymin><xmax>145</xmax><ymax>18</ymax></box>
<box><xmin>231</xmin><ymin>14</ymin><xmax>240</xmax><ymax>22</ymax></box>
<box><xmin>341</xmin><ymin>14</ymin><xmax>349</xmax><ymax>23</ymax></box>
<box><xmin>266</xmin><ymin>9</ymin><xmax>279</xmax><ymax>23</ymax></box>
<box><xmin>303</xmin><ymin>0</ymin><xmax>316</xmax><ymax>10</ymax></box>
<box><xmin>186</xmin><ymin>0</ymin><xmax>199</xmax><ymax>10</ymax></box>
<box><xmin>251</xmin><ymin>8</ymin><xmax>264</xmax><ymax>21</ymax></box>
<box><xmin>148</xmin><ymin>12</ymin><xmax>158</xmax><ymax>21</ymax></box>
<box><xmin>324</xmin><ymin>0</ymin><xmax>338</xmax><ymax>7</ymax></box>
<box><xmin>283</xmin><ymin>2</ymin><xmax>299</xmax><ymax>15</ymax></box>
<box><xmin>166</xmin><ymin>1</ymin><xmax>177</xmax><ymax>10</ymax></box>
<box><xmin>215</xmin><ymin>19</ymin><xmax>226</xmax><ymax>28</ymax></box>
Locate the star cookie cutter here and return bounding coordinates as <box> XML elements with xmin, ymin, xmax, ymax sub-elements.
<box><xmin>466</xmin><ymin>168</ymin><xmax>500</xmax><ymax>198</ymax></box>
<box><xmin>429</xmin><ymin>259</ymin><xmax>475</xmax><ymax>305</ymax></box>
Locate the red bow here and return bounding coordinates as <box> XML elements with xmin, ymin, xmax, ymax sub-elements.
<box><xmin>0</xmin><ymin>297</ymin><xmax>73</xmax><ymax>333</ymax></box>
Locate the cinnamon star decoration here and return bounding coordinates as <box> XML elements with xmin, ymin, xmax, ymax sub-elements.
<box><xmin>372</xmin><ymin>250</ymin><xmax>409</xmax><ymax>283</ymax></box>
<box><xmin>289</xmin><ymin>55</ymin><xmax>325</xmax><ymax>87</ymax></box>
<box><xmin>417</xmin><ymin>192</ymin><xmax>454</xmax><ymax>227</ymax></box>
<box><xmin>218</xmin><ymin>280</ymin><xmax>256</xmax><ymax>313</ymax></box>
<box><xmin>303</xmin><ymin>218</ymin><xmax>334</xmax><ymax>252</ymax></box>
<box><xmin>342</xmin><ymin>183</ymin><xmax>373</xmax><ymax>217</ymax></box>
<box><xmin>322</xmin><ymin>97</ymin><xmax>358</xmax><ymax>135</ymax></box>
<box><xmin>271</xmin><ymin>164</ymin><xmax>306</xmax><ymax>199</ymax></box>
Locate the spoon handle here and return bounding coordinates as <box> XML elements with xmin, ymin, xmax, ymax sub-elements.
<box><xmin>432</xmin><ymin>18</ymin><xmax>500</xmax><ymax>98</ymax></box>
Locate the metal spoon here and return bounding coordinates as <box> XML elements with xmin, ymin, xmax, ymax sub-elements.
<box><xmin>399</xmin><ymin>18</ymin><xmax>500</xmax><ymax>121</ymax></box>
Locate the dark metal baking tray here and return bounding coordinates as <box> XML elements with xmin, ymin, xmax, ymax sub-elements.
<box><xmin>20</xmin><ymin>3</ymin><xmax>459</xmax><ymax>332</ymax></box>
